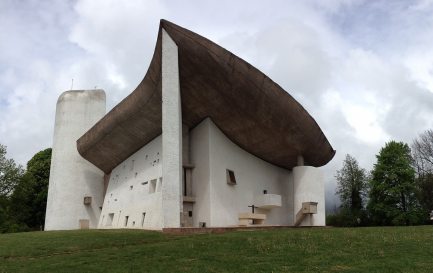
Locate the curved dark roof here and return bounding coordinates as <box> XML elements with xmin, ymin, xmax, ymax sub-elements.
<box><xmin>77</xmin><ymin>19</ymin><xmax>335</xmax><ymax>174</ymax></box>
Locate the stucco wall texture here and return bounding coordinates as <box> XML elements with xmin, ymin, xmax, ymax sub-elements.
<box><xmin>96</xmin><ymin>118</ymin><xmax>324</xmax><ymax>229</ymax></box>
<box><xmin>191</xmin><ymin>118</ymin><xmax>294</xmax><ymax>227</ymax></box>
<box><xmin>98</xmin><ymin>136</ymin><xmax>163</xmax><ymax>230</ymax></box>
<box><xmin>293</xmin><ymin>166</ymin><xmax>326</xmax><ymax>226</ymax></box>
<box><xmin>45</xmin><ymin>90</ymin><xmax>106</xmax><ymax>230</ymax></box>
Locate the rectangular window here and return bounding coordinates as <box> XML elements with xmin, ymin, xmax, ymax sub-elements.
<box><xmin>106</xmin><ymin>213</ymin><xmax>114</xmax><ymax>226</ymax></box>
<box><xmin>149</xmin><ymin>179</ymin><xmax>157</xmax><ymax>193</ymax></box>
<box><xmin>226</xmin><ymin>169</ymin><xmax>237</xmax><ymax>185</ymax></box>
<box><xmin>188</xmin><ymin>211</ymin><xmax>193</xmax><ymax>217</ymax></box>
<box><xmin>124</xmin><ymin>216</ymin><xmax>129</xmax><ymax>227</ymax></box>
<box><xmin>141</xmin><ymin>212</ymin><xmax>146</xmax><ymax>227</ymax></box>
<box><xmin>157</xmin><ymin>177</ymin><xmax>163</xmax><ymax>192</ymax></box>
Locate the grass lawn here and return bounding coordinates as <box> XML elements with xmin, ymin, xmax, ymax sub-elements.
<box><xmin>0</xmin><ymin>226</ymin><xmax>432</xmax><ymax>273</ymax></box>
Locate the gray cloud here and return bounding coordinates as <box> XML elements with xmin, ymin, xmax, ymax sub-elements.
<box><xmin>2</xmin><ymin>0</ymin><xmax>433</xmax><ymax>210</ymax></box>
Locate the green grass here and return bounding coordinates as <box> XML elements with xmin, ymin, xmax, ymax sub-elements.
<box><xmin>0</xmin><ymin>226</ymin><xmax>432</xmax><ymax>273</ymax></box>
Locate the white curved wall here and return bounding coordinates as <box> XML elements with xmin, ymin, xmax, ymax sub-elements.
<box><xmin>45</xmin><ymin>90</ymin><xmax>106</xmax><ymax>230</ymax></box>
<box><xmin>191</xmin><ymin>118</ymin><xmax>293</xmax><ymax>227</ymax></box>
<box><xmin>293</xmin><ymin>166</ymin><xmax>325</xmax><ymax>226</ymax></box>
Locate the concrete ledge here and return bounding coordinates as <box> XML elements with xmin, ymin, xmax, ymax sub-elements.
<box><xmin>238</xmin><ymin>213</ymin><xmax>266</xmax><ymax>220</ymax></box>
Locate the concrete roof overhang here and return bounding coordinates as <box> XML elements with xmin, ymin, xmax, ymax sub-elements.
<box><xmin>77</xmin><ymin>20</ymin><xmax>335</xmax><ymax>174</ymax></box>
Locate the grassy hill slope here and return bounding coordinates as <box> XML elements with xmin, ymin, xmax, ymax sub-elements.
<box><xmin>1</xmin><ymin>226</ymin><xmax>432</xmax><ymax>273</ymax></box>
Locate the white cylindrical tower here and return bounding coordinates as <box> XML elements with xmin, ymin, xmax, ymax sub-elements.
<box><xmin>293</xmin><ymin>166</ymin><xmax>326</xmax><ymax>226</ymax></box>
<box><xmin>45</xmin><ymin>90</ymin><xmax>106</xmax><ymax>230</ymax></box>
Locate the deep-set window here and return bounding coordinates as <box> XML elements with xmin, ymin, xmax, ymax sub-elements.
<box><xmin>149</xmin><ymin>179</ymin><xmax>157</xmax><ymax>193</ymax></box>
<box><xmin>106</xmin><ymin>213</ymin><xmax>114</xmax><ymax>226</ymax></box>
<box><xmin>141</xmin><ymin>213</ymin><xmax>146</xmax><ymax>227</ymax></box>
<box><xmin>226</xmin><ymin>169</ymin><xmax>236</xmax><ymax>185</ymax></box>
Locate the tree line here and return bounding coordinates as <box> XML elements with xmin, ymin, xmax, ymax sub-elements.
<box><xmin>0</xmin><ymin>144</ymin><xmax>51</xmax><ymax>233</ymax></box>
<box><xmin>328</xmin><ymin>129</ymin><xmax>433</xmax><ymax>226</ymax></box>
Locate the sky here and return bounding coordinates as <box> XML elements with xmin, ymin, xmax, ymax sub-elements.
<box><xmin>1</xmin><ymin>0</ymin><xmax>433</xmax><ymax>209</ymax></box>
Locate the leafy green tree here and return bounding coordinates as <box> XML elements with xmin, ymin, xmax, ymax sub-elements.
<box><xmin>0</xmin><ymin>144</ymin><xmax>24</xmax><ymax>233</ymax></box>
<box><xmin>336</xmin><ymin>154</ymin><xmax>368</xmax><ymax>211</ymax></box>
<box><xmin>10</xmin><ymin>148</ymin><xmax>52</xmax><ymax>230</ymax></box>
<box><xmin>333</xmin><ymin>154</ymin><xmax>368</xmax><ymax>226</ymax></box>
<box><xmin>0</xmin><ymin>144</ymin><xmax>23</xmax><ymax>196</ymax></box>
<box><xmin>368</xmin><ymin>141</ymin><xmax>423</xmax><ymax>225</ymax></box>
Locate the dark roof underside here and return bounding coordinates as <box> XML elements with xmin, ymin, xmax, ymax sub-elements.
<box><xmin>77</xmin><ymin>20</ymin><xmax>335</xmax><ymax>174</ymax></box>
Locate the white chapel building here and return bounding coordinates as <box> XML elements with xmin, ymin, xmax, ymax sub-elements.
<box><xmin>45</xmin><ymin>20</ymin><xmax>335</xmax><ymax>231</ymax></box>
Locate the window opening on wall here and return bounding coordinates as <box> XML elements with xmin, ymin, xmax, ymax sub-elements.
<box><xmin>149</xmin><ymin>179</ymin><xmax>157</xmax><ymax>193</ymax></box>
<box><xmin>141</xmin><ymin>213</ymin><xmax>146</xmax><ymax>227</ymax></box>
<box><xmin>157</xmin><ymin>177</ymin><xmax>163</xmax><ymax>192</ymax></box>
<box><xmin>106</xmin><ymin>213</ymin><xmax>114</xmax><ymax>226</ymax></box>
<box><xmin>226</xmin><ymin>169</ymin><xmax>237</xmax><ymax>185</ymax></box>
<box><xmin>124</xmin><ymin>216</ymin><xmax>129</xmax><ymax>227</ymax></box>
<box><xmin>188</xmin><ymin>211</ymin><xmax>192</xmax><ymax>217</ymax></box>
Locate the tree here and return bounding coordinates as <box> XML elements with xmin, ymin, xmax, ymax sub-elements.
<box><xmin>368</xmin><ymin>141</ymin><xmax>423</xmax><ymax>226</ymax></box>
<box><xmin>412</xmin><ymin>130</ymin><xmax>433</xmax><ymax>173</ymax></box>
<box><xmin>412</xmin><ymin>130</ymin><xmax>433</xmax><ymax>218</ymax></box>
<box><xmin>10</xmin><ymin>148</ymin><xmax>52</xmax><ymax>230</ymax></box>
<box><xmin>0</xmin><ymin>144</ymin><xmax>23</xmax><ymax>196</ymax></box>
<box><xmin>333</xmin><ymin>154</ymin><xmax>368</xmax><ymax>226</ymax></box>
<box><xmin>0</xmin><ymin>144</ymin><xmax>24</xmax><ymax>233</ymax></box>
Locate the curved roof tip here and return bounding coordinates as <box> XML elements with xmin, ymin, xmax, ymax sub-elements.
<box><xmin>77</xmin><ymin>19</ymin><xmax>335</xmax><ymax>174</ymax></box>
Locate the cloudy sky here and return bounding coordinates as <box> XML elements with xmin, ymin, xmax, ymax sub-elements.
<box><xmin>1</xmin><ymin>0</ymin><xmax>433</xmax><ymax>208</ymax></box>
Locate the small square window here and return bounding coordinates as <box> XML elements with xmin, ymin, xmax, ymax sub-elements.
<box><xmin>226</xmin><ymin>169</ymin><xmax>236</xmax><ymax>185</ymax></box>
<box><xmin>83</xmin><ymin>196</ymin><xmax>92</xmax><ymax>205</ymax></box>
